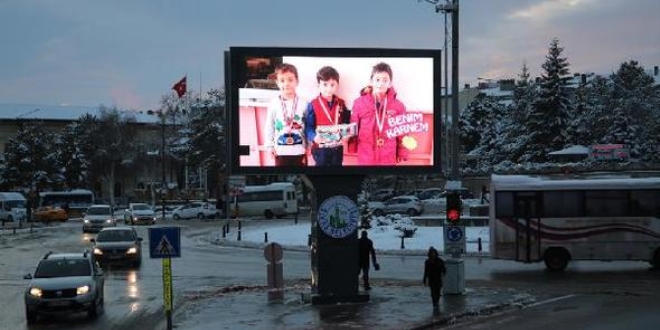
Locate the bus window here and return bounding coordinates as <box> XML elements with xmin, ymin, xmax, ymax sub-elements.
<box><xmin>495</xmin><ymin>192</ymin><xmax>514</xmax><ymax>218</ymax></box>
<box><xmin>543</xmin><ymin>191</ymin><xmax>583</xmax><ymax>218</ymax></box>
<box><xmin>585</xmin><ymin>190</ymin><xmax>628</xmax><ymax>217</ymax></box>
<box><xmin>630</xmin><ymin>190</ymin><xmax>660</xmax><ymax>216</ymax></box>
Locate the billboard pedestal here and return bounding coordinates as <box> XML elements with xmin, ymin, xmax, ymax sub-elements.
<box><xmin>308</xmin><ymin>175</ymin><xmax>369</xmax><ymax>305</ymax></box>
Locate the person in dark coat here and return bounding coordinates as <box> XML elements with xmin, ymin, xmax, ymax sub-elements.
<box><xmin>358</xmin><ymin>230</ymin><xmax>378</xmax><ymax>290</ymax></box>
<box><xmin>423</xmin><ymin>246</ymin><xmax>447</xmax><ymax>308</ymax></box>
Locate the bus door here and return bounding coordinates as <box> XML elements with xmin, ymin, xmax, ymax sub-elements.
<box><xmin>514</xmin><ymin>193</ymin><xmax>541</xmax><ymax>262</ymax></box>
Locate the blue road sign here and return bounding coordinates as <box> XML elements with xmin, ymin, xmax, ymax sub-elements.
<box><xmin>446</xmin><ymin>226</ymin><xmax>463</xmax><ymax>242</ymax></box>
<box><xmin>149</xmin><ymin>227</ymin><xmax>181</xmax><ymax>258</ymax></box>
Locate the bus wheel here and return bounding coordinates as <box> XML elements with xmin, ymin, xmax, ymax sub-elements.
<box><xmin>544</xmin><ymin>248</ymin><xmax>570</xmax><ymax>271</ymax></box>
<box><xmin>264</xmin><ymin>210</ymin><xmax>275</xmax><ymax>219</ymax></box>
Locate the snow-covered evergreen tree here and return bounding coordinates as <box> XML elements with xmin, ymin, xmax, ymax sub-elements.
<box><xmin>55</xmin><ymin>118</ymin><xmax>96</xmax><ymax>190</ymax></box>
<box><xmin>603</xmin><ymin>61</ymin><xmax>660</xmax><ymax>161</ymax></box>
<box><xmin>458</xmin><ymin>92</ymin><xmax>508</xmax><ymax>173</ymax></box>
<box><xmin>521</xmin><ymin>38</ymin><xmax>573</xmax><ymax>163</ymax></box>
<box><xmin>566</xmin><ymin>73</ymin><xmax>614</xmax><ymax>149</ymax></box>
<box><xmin>1</xmin><ymin>122</ymin><xmax>56</xmax><ymax>193</ymax></box>
<box><xmin>499</xmin><ymin>62</ymin><xmax>537</xmax><ymax>164</ymax></box>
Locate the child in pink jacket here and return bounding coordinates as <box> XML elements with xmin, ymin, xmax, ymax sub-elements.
<box><xmin>349</xmin><ymin>62</ymin><xmax>409</xmax><ymax>165</ymax></box>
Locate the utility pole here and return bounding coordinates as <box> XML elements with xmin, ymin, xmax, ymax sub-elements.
<box><xmin>429</xmin><ymin>0</ymin><xmax>460</xmax><ymax>180</ymax></box>
<box><xmin>450</xmin><ymin>0</ymin><xmax>459</xmax><ymax>181</ymax></box>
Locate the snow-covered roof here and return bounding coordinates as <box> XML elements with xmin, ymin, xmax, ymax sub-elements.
<box><xmin>491</xmin><ymin>174</ymin><xmax>660</xmax><ymax>190</ymax></box>
<box><xmin>0</xmin><ymin>103</ymin><xmax>160</xmax><ymax>124</ymax></box>
<box><xmin>547</xmin><ymin>145</ymin><xmax>590</xmax><ymax>155</ymax></box>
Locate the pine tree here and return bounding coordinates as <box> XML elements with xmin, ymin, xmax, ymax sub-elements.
<box><xmin>522</xmin><ymin>38</ymin><xmax>573</xmax><ymax>162</ymax></box>
<box><xmin>56</xmin><ymin>121</ymin><xmax>94</xmax><ymax>189</ymax></box>
<box><xmin>500</xmin><ymin>62</ymin><xmax>537</xmax><ymax>164</ymax></box>
<box><xmin>2</xmin><ymin>122</ymin><xmax>56</xmax><ymax>193</ymax></box>
<box><xmin>603</xmin><ymin>61</ymin><xmax>659</xmax><ymax>161</ymax></box>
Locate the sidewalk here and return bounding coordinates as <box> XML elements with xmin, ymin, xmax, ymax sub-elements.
<box><xmin>167</xmin><ymin>226</ymin><xmax>535</xmax><ymax>330</ymax></box>
<box><xmin>168</xmin><ymin>282</ymin><xmax>535</xmax><ymax>330</ymax></box>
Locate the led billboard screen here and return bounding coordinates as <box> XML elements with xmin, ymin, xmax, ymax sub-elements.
<box><xmin>227</xmin><ymin>47</ymin><xmax>442</xmax><ymax>175</ymax></box>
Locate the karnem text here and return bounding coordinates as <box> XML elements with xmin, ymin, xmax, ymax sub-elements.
<box><xmin>385</xmin><ymin>113</ymin><xmax>429</xmax><ymax>138</ymax></box>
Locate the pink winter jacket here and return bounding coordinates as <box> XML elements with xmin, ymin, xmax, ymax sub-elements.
<box><xmin>349</xmin><ymin>87</ymin><xmax>409</xmax><ymax>165</ymax></box>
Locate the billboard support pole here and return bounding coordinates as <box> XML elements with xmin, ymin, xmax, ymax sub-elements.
<box><xmin>308</xmin><ymin>175</ymin><xmax>369</xmax><ymax>305</ymax></box>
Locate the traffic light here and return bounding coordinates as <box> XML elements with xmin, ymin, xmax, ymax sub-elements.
<box><xmin>446</xmin><ymin>192</ymin><xmax>462</xmax><ymax>224</ymax></box>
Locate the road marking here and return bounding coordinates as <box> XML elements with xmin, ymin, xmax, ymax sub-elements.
<box><xmin>525</xmin><ymin>294</ymin><xmax>577</xmax><ymax>308</ymax></box>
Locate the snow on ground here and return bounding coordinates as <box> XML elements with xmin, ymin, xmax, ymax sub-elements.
<box><xmin>224</xmin><ymin>220</ymin><xmax>490</xmax><ymax>255</ymax></box>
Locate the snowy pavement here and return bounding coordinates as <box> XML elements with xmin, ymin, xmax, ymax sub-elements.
<box><xmin>159</xmin><ymin>221</ymin><xmax>536</xmax><ymax>330</ymax></box>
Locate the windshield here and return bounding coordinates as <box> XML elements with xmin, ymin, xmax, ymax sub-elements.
<box><xmin>34</xmin><ymin>259</ymin><xmax>91</xmax><ymax>278</ymax></box>
<box><xmin>132</xmin><ymin>204</ymin><xmax>151</xmax><ymax>211</ymax></box>
<box><xmin>97</xmin><ymin>230</ymin><xmax>135</xmax><ymax>242</ymax></box>
<box><xmin>6</xmin><ymin>200</ymin><xmax>26</xmax><ymax>209</ymax></box>
<box><xmin>86</xmin><ymin>207</ymin><xmax>111</xmax><ymax>215</ymax></box>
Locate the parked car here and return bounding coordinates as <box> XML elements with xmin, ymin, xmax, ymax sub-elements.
<box><xmin>24</xmin><ymin>251</ymin><xmax>104</xmax><ymax>324</ymax></box>
<box><xmin>368</xmin><ymin>195</ymin><xmax>424</xmax><ymax>216</ymax></box>
<box><xmin>82</xmin><ymin>204</ymin><xmax>116</xmax><ymax>233</ymax></box>
<box><xmin>172</xmin><ymin>202</ymin><xmax>219</xmax><ymax>220</ymax></box>
<box><xmin>123</xmin><ymin>203</ymin><xmax>156</xmax><ymax>225</ymax></box>
<box><xmin>32</xmin><ymin>206</ymin><xmax>68</xmax><ymax>222</ymax></box>
<box><xmin>370</xmin><ymin>189</ymin><xmax>396</xmax><ymax>201</ymax></box>
<box><xmin>90</xmin><ymin>227</ymin><xmax>143</xmax><ymax>268</ymax></box>
<box><xmin>416</xmin><ymin>188</ymin><xmax>445</xmax><ymax>200</ymax></box>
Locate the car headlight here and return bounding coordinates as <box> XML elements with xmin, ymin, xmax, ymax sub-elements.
<box><xmin>106</xmin><ymin>218</ymin><xmax>113</xmax><ymax>223</ymax></box>
<box><xmin>127</xmin><ymin>247</ymin><xmax>138</xmax><ymax>254</ymax></box>
<box><xmin>93</xmin><ymin>248</ymin><xmax>103</xmax><ymax>255</ymax></box>
<box><xmin>29</xmin><ymin>287</ymin><xmax>43</xmax><ymax>297</ymax></box>
<box><xmin>77</xmin><ymin>285</ymin><xmax>90</xmax><ymax>295</ymax></box>
<box><xmin>84</xmin><ymin>219</ymin><xmax>90</xmax><ymax>223</ymax></box>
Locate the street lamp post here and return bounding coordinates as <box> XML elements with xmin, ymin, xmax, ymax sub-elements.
<box><xmin>424</xmin><ymin>0</ymin><xmax>460</xmax><ymax>180</ymax></box>
<box><xmin>160</xmin><ymin>113</ymin><xmax>166</xmax><ymax>222</ymax></box>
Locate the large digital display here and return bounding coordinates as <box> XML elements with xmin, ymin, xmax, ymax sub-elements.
<box><xmin>227</xmin><ymin>47</ymin><xmax>442</xmax><ymax>175</ymax></box>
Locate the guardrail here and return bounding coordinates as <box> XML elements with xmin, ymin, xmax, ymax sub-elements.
<box><xmin>411</xmin><ymin>216</ymin><xmax>489</xmax><ymax>227</ymax></box>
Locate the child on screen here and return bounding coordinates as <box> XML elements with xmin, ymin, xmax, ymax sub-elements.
<box><xmin>264</xmin><ymin>63</ymin><xmax>308</xmax><ymax>166</ymax></box>
<box><xmin>349</xmin><ymin>62</ymin><xmax>409</xmax><ymax>165</ymax></box>
<box><xmin>303</xmin><ymin>66</ymin><xmax>353</xmax><ymax>166</ymax></box>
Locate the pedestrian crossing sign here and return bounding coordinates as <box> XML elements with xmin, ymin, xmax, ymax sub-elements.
<box><xmin>149</xmin><ymin>227</ymin><xmax>181</xmax><ymax>258</ymax></box>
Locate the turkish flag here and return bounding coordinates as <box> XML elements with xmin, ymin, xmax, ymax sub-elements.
<box><xmin>172</xmin><ymin>76</ymin><xmax>186</xmax><ymax>98</ymax></box>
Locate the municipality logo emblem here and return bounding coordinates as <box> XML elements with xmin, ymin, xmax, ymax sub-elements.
<box><xmin>318</xmin><ymin>195</ymin><xmax>359</xmax><ymax>239</ymax></box>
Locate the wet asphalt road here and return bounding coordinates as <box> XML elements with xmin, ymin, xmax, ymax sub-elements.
<box><xmin>1</xmin><ymin>219</ymin><xmax>658</xmax><ymax>330</ymax></box>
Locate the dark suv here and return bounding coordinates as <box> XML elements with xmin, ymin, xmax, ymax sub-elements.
<box><xmin>24</xmin><ymin>251</ymin><xmax>104</xmax><ymax>324</ymax></box>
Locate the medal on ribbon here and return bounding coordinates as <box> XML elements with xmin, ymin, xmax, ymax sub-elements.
<box><xmin>374</xmin><ymin>98</ymin><xmax>388</xmax><ymax>148</ymax></box>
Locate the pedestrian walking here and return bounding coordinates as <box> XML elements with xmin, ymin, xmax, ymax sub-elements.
<box><xmin>358</xmin><ymin>230</ymin><xmax>379</xmax><ymax>290</ymax></box>
<box><xmin>423</xmin><ymin>246</ymin><xmax>446</xmax><ymax>309</ymax></box>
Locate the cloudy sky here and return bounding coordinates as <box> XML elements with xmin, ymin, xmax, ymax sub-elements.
<box><xmin>1</xmin><ymin>0</ymin><xmax>658</xmax><ymax>111</ymax></box>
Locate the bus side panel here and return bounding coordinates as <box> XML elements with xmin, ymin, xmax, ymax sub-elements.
<box><xmin>539</xmin><ymin>217</ymin><xmax>660</xmax><ymax>262</ymax></box>
<box><xmin>490</xmin><ymin>217</ymin><xmax>518</xmax><ymax>261</ymax></box>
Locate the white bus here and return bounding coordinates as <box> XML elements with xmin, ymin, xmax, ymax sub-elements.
<box><xmin>0</xmin><ymin>192</ymin><xmax>27</xmax><ymax>224</ymax></box>
<box><xmin>489</xmin><ymin>174</ymin><xmax>660</xmax><ymax>271</ymax></box>
<box><xmin>231</xmin><ymin>182</ymin><xmax>298</xmax><ymax>219</ymax></box>
<box><xmin>38</xmin><ymin>189</ymin><xmax>95</xmax><ymax>218</ymax></box>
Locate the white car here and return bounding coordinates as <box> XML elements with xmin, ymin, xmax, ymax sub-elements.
<box><xmin>368</xmin><ymin>196</ymin><xmax>424</xmax><ymax>216</ymax></box>
<box><xmin>82</xmin><ymin>204</ymin><xmax>116</xmax><ymax>233</ymax></box>
<box><xmin>172</xmin><ymin>202</ymin><xmax>218</xmax><ymax>220</ymax></box>
<box><xmin>124</xmin><ymin>203</ymin><xmax>156</xmax><ymax>225</ymax></box>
